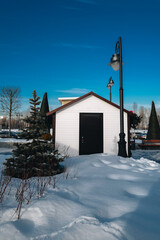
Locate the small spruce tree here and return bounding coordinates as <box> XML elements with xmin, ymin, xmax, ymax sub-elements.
<box><xmin>147</xmin><ymin>101</ymin><xmax>160</xmax><ymax>140</ymax></box>
<box><xmin>3</xmin><ymin>90</ymin><xmax>62</xmax><ymax>179</ymax></box>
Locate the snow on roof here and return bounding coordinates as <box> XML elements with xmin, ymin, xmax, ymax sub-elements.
<box><xmin>58</xmin><ymin>97</ymin><xmax>78</xmax><ymax>105</ymax></box>
<box><xmin>58</xmin><ymin>97</ymin><xmax>79</xmax><ymax>101</ymax></box>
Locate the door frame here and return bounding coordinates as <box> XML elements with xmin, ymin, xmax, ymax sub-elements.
<box><xmin>79</xmin><ymin>112</ymin><xmax>103</xmax><ymax>155</ymax></box>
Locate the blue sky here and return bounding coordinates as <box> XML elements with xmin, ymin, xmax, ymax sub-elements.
<box><xmin>0</xmin><ymin>0</ymin><xmax>160</xmax><ymax>112</ymax></box>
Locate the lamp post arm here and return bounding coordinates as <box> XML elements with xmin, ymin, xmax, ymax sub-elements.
<box><xmin>115</xmin><ymin>41</ymin><xmax>119</xmax><ymax>54</ymax></box>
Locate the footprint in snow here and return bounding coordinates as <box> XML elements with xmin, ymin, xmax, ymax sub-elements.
<box><xmin>109</xmin><ymin>164</ymin><xmax>131</xmax><ymax>170</ymax></box>
<box><xmin>100</xmin><ymin>159</ymin><xmax>111</xmax><ymax>165</ymax></box>
<box><xmin>107</xmin><ymin>174</ymin><xmax>139</xmax><ymax>181</ymax></box>
<box><xmin>92</xmin><ymin>163</ymin><xmax>101</xmax><ymax>167</ymax></box>
<box><xmin>124</xmin><ymin>186</ymin><xmax>148</xmax><ymax>198</ymax></box>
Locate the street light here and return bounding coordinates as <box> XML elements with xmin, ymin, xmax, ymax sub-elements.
<box><xmin>107</xmin><ymin>77</ymin><xmax>114</xmax><ymax>101</ymax></box>
<box><xmin>108</xmin><ymin>37</ymin><xmax>127</xmax><ymax>157</ymax></box>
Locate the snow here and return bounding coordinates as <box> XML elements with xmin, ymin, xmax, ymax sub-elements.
<box><xmin>132</xmin><ymin>149</ymin><xmax>160</xmax><ymax>163</ymax></box>
<box><xmin>0</xmin><ymin>138</ymin><xmax>28</xmax><ymax>143</ymax></box>
<box><xmin>0</xmin><ymin>146</ymin><xmax>160</xmax><ymax>240</ymax></box>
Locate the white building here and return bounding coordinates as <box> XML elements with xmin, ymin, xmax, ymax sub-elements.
<box><xmin>47</xmin><ymin>92</ymin><xmax>130</xmax><ymax>157</ymax></box>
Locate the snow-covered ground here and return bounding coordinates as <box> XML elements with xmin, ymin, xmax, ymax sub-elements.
<box><xmin>132</xmin><ymin>149</ymin><xmax>160</xmax><ymax>163</ymax></box>
<box><xmin>1</xmin><ymin>148</ymin><xmax>160</xmax><ymax>240</ymax></box>
<box><xmin>0</xmin><ymin>138</ymin><xmax>27</xmax><ymax>143</ymax></box>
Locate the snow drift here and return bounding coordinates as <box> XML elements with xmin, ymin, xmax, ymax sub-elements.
<box><xmin>0</xmin><ymin>150</ymin><xmax>160</xmax><ymax>240</ymax></box>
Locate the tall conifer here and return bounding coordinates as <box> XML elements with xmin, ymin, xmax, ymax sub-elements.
<box><xmin>147</xmin><ymin>101</ymin><xmax>160</xmax><ymax>140</ymax></box>
<box><xmin>22</xmin><ymin>90</ymin><xmax>47</xmax><ymax>140</ymax></box>
<box><xmin>40</xmin><ymin>92</ymin><xmax>50</xmax><ymax>133</ymax></box>
<box><xmin>40</xmin><ymin>92</ymin><xmax>49</xmax><ymax>115</ymax></box>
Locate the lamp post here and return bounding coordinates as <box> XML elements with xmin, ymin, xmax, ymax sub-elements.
<box><xmin>107</xmin><ymin>77</ymin><xmax>114</xmax><ymax>101</ymax></box>
<box><xmin>108</xmin><ymin>37</ymin><xmax>127</xmax><ymax>157</ymax></box>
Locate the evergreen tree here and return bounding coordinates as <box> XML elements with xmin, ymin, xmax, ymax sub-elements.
<box><xmin>40</xmin><ymin>92</ymin><xmax>49</xmax><ymax>116</ymax></box>
<box><xmin>40</xmin><ymin>92</ymin><xmax>51</xmax><ymax>133</ymax></box>
<box><xmin>21</xmin><ymin>90</ymin><xmax>47</xmax><ymax>140</ymax></box>
<box><xmin>3</xmin><ymin>90</ymin><xmax>62</xmax><ymax>179</ymax></box>
<box><xmin>129</xmin><ymin>111</ymin><xmax>142</xmax><ymax>129</ymax></box>
<box><xmin>147</xmin><ymin>101</ymin><xmax>160</xmax><ymax>140</ymax></box>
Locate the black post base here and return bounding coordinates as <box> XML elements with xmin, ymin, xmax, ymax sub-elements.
<box><xmin>118</xmin><ymin>132</ymin><xmax>127</xmax><ymax>157</ymax></box>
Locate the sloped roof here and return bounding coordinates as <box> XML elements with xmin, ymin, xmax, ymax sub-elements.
<box><xmin>46</xmin><ymin>91</ymin><xmax>129</xmax><ymax>116</ymax></box>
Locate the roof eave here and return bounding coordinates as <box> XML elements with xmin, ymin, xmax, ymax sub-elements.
<box><xmin>46</xmin><ymin>91</ymin><xmax>129</xmax><ymax>116</ymax></box>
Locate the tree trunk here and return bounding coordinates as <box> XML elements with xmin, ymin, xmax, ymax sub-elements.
<box><xmin>9</xmin><ymin>99</ymin><xmax>12</xmax><ymax>138</ymax></box>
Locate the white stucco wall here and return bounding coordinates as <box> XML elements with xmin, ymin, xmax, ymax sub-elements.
<box><xmin>55</xmin><ymin>95</ymin><xmax>128</xmax><ymax>156</ymax></box>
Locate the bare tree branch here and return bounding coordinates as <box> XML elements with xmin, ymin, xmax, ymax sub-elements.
<box><xmin>0</xmin><ymin>87</ymin><xmax>21</xmax><ymax>137</ymax></box>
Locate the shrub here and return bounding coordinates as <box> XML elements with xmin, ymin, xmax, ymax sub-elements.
<box><xmin>42</xmin><ymin>133</ymin><xmax>52</xmax><ymax>140</ymax></box>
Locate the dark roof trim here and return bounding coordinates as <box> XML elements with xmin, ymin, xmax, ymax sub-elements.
<box><xmin>46</xmin><ymin>91</ymin><xmax>129</xmax><ymax>116</ymax></box>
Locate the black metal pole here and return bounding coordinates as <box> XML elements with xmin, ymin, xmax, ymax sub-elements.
<box><xmin>118</xmin><ymin>37</ymin><xmax>127</xmax><ymax>157</ymax></box>
<box><xmin>110</xmin><ymin>87</ymin><xmax>111</xmax><ymax>101</ymax></box>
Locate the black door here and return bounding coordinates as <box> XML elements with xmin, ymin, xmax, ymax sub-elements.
<box><xmin>79</xmin><ymin>113</ymin><xmax>103</xmax><ymax>155</ymax></box>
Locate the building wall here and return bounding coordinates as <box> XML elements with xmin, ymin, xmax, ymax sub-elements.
<box><xmin>55</xmin><ymin>95</ymin><xmax>128</xmax><ymax>156</ymax></box>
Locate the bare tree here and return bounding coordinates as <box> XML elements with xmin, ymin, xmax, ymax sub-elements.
<box><xmin>0</xmin><ymin>87</ymin><xmax>20</xmax><ymax>137</ymax></box>
<box><xmin>133</xmin><ymin>102</ymin><xmax>138</xmax><ymax>114</ymax></box>
<box><xmin>138</xmin><ymin>106</ymin><xmax>150</xmax><ymax>129</ymax></box>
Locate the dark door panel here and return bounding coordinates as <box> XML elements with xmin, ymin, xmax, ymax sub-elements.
<box><xmin>79</xmin><ymin>113</ymin><xmax>103</xmax><ymax>155</ymax></box>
